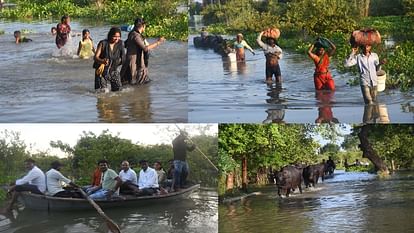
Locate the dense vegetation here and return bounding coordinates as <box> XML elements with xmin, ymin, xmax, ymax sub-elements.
<box><xmin>0</xmin><ymin>0</ymin><xmax>188</xmax><ymax>40</ymax></box>
<box><xmin>218</xmin><ymin>124</ymin><xmax>414</xmax><ymax>196</ymax></box>
<box><xmin>0</xmin><ymin>129</ymin><xmax>218</xmax><ymax>201</ymax></box>
<box><xmin>196</xmin><ymin>0</ymin><xmax>414</xmax><ymax>91</ymax></box>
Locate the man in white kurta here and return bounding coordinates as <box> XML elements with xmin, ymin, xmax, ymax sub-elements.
<box><xmin>137</xmin><ymin>160</ymin><xmax>159</xmax><ymax>196</ymax></box>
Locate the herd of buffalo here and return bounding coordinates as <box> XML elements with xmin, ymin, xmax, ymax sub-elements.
<box><xmin>272</xmin><ymin>161</ymin><xmax>336</xmax><ymax>197</ymax></box>
<box><xmin>193</xmin><ymin>35</ymin><xmax>232</xmax><ymax>57</ymax></box>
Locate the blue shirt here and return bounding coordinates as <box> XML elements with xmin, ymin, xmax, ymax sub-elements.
<box><xmin>345</xmin><ymin>52</ymin><xmax>380</xmax><ymax>87</ymax></box>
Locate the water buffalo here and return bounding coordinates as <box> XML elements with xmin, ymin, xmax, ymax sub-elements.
<box><xmin>275</xmin><ymin>165</ymin><xmax>303</xmax><ymax>197</ymax></box>
<box><xmin>303</xmin><ymin>164</ymin><xmax>325</xmax><ymax>188</ymax></box>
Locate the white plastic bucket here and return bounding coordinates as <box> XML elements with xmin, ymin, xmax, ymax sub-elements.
<box><xmin>377</xmin><ymin>70</ymin><xmax>386</xmax><ymax>92</ymax></box>
<box><xmin>228</xmin><ymin>52</ymin><xmax>236</xmax><ymax>62</ymax></box>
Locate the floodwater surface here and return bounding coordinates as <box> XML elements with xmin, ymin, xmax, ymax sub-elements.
<box><xmin>188</xmin><ymin>35</ymin><xmax>414</xmax><ymax>123</ymax></box>
<box><xmin>219</xmin><ymin>170</ymin><xmax>414</xmax><ymax>233</ymax></box>
<box><xmin>0</xmin><ymin>189</ymin><xmax>217</xmax><ymax>233</ymax></box>
<box><xmin>0</xmin><ymin>21</ymin><xmax>187</xmax><ymax>122</ymax></box>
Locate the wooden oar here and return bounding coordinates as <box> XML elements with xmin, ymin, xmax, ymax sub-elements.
<box><xmin>78</xmin><ymin>188</ymin><xmax>121</xmax><ymax>233</ymax></box>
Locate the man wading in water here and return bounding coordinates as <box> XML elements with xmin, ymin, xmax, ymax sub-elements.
<box><xmin>257</xmin><ymin>31</ymin><xmax>283</xmax><ymax>86</ymax></box>
<box><xmin>121</xmin><ymin>18</ymin><xmax>165</xmax><ymax>85</ymax></box>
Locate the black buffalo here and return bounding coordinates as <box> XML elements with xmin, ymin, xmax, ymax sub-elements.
<box><xmin>275</xmin><ymin>165</ymin><xmax>303</xmax><ymax>197</ymax></box>
<box><xmin>303</xmin><ymin>164</ymin><xmax>325</xmax><ymax>188</ymax></box>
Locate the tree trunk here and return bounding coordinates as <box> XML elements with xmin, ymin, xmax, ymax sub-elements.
<box><xmin>242</xmin><ymin>156</ymin><xmax>248</xmax><ymax>192</ymax></box>
<box><xmin>391</xmin><ymin>159</ymin><xmax>395</xmax><ymax>171</ymax></box>
<box><xmin>226</xmin><ymin>171</ymin><xmax>234</xmax><ymax>191</ymax></box>
<box><xmin>364</xmin><ymin>0</ymin><xmax>370</xmax><ymax>17</ymax></box>
<box><xmin>358</xmin><ymin>125</ymin><xmax>389</xmax><ymax>174</ymax></box>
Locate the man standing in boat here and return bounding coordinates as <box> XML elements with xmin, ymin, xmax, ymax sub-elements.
<box><xmin>4</xmin><ymin>159</ymin><xmax>46</xmax><ymax>212</ymax></box>
<box><xmin>136</xmin><ymin>160</ymin><xmax>159</xmax><ymax>196</ymax></box>
<box><xmin>88</xmin><ymin>160</ymin><xmax>122</xmax><ymax>200</ymax></box>
<box><xmin>172</xmin><ymin>130</ymin><xmax>196</xmax><ymax>192</ymax></box>
<box><xmin>46</xmin><ymin>161</ymin><xmax>81</xmax><ymax>198</ymax></box>
<box><xmin>118</xmin><ymin>160</ymin><xmax>140</xmax><ymax>194</ymax></box>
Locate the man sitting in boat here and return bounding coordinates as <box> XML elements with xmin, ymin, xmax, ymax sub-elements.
<box><xmin>84</xmin><ymin>161</ymin><xmax>102</xmax><ymax>194</ymax></box>
<box><xmin>118</xmin><ymin>160</ymin><xmax>139</xmax><ymax>194</ymax></box>
<box><xmin>4</xmin><ymin>159</ymin><xmax>46</xmax><ymax>211</ymax></box>
<box><xmin>46</xmin><ymin>161</ymin><xmax>81</xmax><ymax>198</ymax></box>
<box><xmin>136</xmin><ymin>160</ymin><xmax>159</xmax><ymax>196</ymax></box>
<box><xmin>87</xmin><ymin>160</ymin><xmax>122</xmax><ymax>200</ymax></box>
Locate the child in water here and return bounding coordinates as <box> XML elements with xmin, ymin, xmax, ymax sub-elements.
<box><xmin>51</xmin><ymin>27</ymin><xmax>57</xmax><ymax>36</ymax></box>
<box><xmin>14</xmin><ymin>30</ymin><xmax>32</xmax><ymax>44</ymax></box>
<box><xmin>77</xmin><ymin>29</ymin><xmax>95</xmax><ymax>59</ymax></box>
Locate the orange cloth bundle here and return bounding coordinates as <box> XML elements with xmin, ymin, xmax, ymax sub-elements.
<box><xmin>350</xmin><ymin>29</ymin><xmax>381</xmax><ymax>47</ymax></box>
<box><xmin>263</xmin><ymin>28</ymin><xmax>280</xmax><ymax>39</ymax></box>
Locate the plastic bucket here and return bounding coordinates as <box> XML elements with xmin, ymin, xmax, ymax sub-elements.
<box><xmin>377</xmin><ymin>70</ymin><xmax>386</xmax><ymax>92</ymax></box>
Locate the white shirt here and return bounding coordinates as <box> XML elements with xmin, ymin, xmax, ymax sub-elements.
<box><xmin>16</xmin><ymin>166</ymin><xmax>46</xmax><ymax>193</ymax></box>
<box><xmin>46</xmin><ymin>168</ymin><xmax>72</xmax><ymax>196</ymax></box>
<box><xmin>138</xmin><ymin>167</ymin><xmax>159</xmax><ymax>189</ymax></box>
<box><xmin>345</xmin><ymin>52</ymin><xmax>380</xmax><ymax>87</ymax></box>
<box><xmin>118</xmin><ymin>168</ymin><xmax>138</xmax><ymax>185</ymax></box>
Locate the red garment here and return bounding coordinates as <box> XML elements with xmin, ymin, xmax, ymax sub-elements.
<box><xmin>55</xmin><ymin>23</ymin><xmax>71</xmax><ymax>49</ymax></box>
<box><xmin>312</xmin><ymin>53</ymin><xmax>335</xmax><ymax>91</ymax></box>
<box><xmin>91</xmin><ymin>168</ymin><xmax>102</xmax><ymax>186</ymax></box>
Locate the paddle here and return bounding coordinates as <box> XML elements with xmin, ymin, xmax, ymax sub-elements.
<box><xmin>174</xmin><ymin>124</ymin><xmax>219</xmax><ymax>171</ymax></box>
<box><xmin>78</xmin><ymin>188</ymin><xmax>121</xmax><ymax>233</ymax></box>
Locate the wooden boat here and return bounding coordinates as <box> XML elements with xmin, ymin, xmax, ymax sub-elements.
<box><xmin>17</xmin><ymin>184</ymin><xmax>200</xmax><ymax>211</ymax></box>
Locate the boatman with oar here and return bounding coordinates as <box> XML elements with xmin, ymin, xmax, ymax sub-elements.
<box><xmin>3</xmin><ymin>159</ymin><xmax>46</xmax><ymax>212</ymax></box>
<box><xmin>172</xmin><ymin>130</ymin><xmax>196</xmax><ymax>192</ymax></box>
<box><xmin>88</xmin><ymin>160</ymin><xmax>122</xmax><ymax>200</ymax></box>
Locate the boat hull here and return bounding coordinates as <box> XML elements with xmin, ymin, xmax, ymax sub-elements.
<box><xmin>18</xmin><ymin>184</ymin><xmax>200</xmax><ymax>211</ymax></box>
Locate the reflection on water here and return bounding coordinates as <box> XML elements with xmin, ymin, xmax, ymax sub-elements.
<box><xmin>0</xmin><ymin>190</ymin><xmax>218</xmax><ymax>233</ymax></box>
<box><xmin>363</xmin><ymin>103</ymin><xmax>390</xmax><ymax>123</ymax></box>
<box><xmin>219</xmin><ymin>171</ymin><xmax>414</xmax><ymax>233</ymax></box>
<box><xmin>188</xmin><ymin>35</ymin><xmax>414</xmax><ymax>123</ymax></box>
<box><xmin>315</xmin><ymin>90</ymin><xmax>339</xmax><ymax>123</ymax></box>
<box><xmin>0</xmin><ymin>21</ymin><xmax>187</xmax><ymax>123</ymax></box>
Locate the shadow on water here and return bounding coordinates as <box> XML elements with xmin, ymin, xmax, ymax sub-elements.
<box><xmin>0</xmin><ymin>190</ymin><xmax>218</xmax><ymax>233</ymax></box>
<box><xmin>188</xmin><ymin>35</ymin><xmax>414</xmax><ymax>123</ymax></box>
<box><xmin>0</xmin><ymin>20</ymin><xmax>187</xmax><ymax>123</ymax></box>
<box><xmin>219</xmin><ymin>171</ymin><xmax>414</xmax><ymax>233</ymax></box>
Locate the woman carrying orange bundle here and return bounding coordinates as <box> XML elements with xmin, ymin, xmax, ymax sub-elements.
<box><xmin>307</xmin><ymin>38</ymin><xmax>336</xmax><ymax>91</ymax></box>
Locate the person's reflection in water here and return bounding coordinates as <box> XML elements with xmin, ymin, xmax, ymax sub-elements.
<box><xmin>363</xmin><ymin>103</ymin><xmax>390</xmax><ymax>123</ymax></box>
<box><xmin>264</xmin><ymin>84</ymin><xmax>285</xmax><ymax>123</ymax></box>
<box><xmin>96</xmin><ymin>94</ymin><xmax>122</xmax><ymax>122</ymax></box>
<box><xmin>96</xmin><ymin>85</ymin><xmax>152</xmax><ymax>122</ymax></box>
<box><xmin>315</xmin><ymin>90</ymin><xmax>339</xmax><ymax>123</ymax></box>
<box><xmin>126</xmin><ymin>85</ymin><xmax>152</xmax><ymax>122</ymax></box>
<box><xmin>236</xmin><ymin>61</ymin><xmax>247</xmax><ymax>75</ymax></box>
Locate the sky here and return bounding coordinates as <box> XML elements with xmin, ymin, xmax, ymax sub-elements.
<box><xmin>0</xmin><ymin>124</ymin><xmax>218</xmax><ymax>157</ymax></box>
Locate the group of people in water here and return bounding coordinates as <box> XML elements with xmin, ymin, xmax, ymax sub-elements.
<box><xmin>3</xmin><ymin>131</ymin><xmax>196</xmax><ymax>212</ymax></box>
<box><xmin>199</xmin><ymin>27</ymin><xmax>386</xmax><ymax>106</ymax></box>
<box><xmin>13</xmin><ymin>15</ymin><xmax>166</xmax><ymax>93</ymax></box>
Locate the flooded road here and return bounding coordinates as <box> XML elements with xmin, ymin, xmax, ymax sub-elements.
<box><xmin>188</xmin><ymin>35</ymin><xmax>414</xmax><ymax>123</ymax></box>
<box><xmin>0</xmin><ymin>21</ymin><xmax>187</xmax><ymax>122</ymax></box>
<box><xmin>0</xmin><ymin>189</ymin><xmax>217</xmax><ymax>233</ymax></box>
<box><xmin>219</xmin><ymin>170</ymin><xmax>414</xmax><ymax>233</ymax></box>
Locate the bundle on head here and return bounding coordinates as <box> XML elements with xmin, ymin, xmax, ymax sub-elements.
<box><xmin>314</xmin><ymin>37</ymin><xmax>330</xmax><ymax>49</ymax></box>
<box><xmin>263</xmin><ymin>28</ymin><xmax>280</xmax><ymax>40</ymax></box>
<box><xmin>350</xmin><ymin>28</ymin><xmax>381</xmax><ymax>47</ymax></box>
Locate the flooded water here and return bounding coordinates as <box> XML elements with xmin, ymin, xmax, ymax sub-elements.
<box><xmin>0</xmin><ymin>21</ymin><xmax>187</xmax><ymax>122</ymax></box>
<box><xmin>0</xmin><ymin>189</ymin><xmax>217</xmax><ymax>233</ymax></box>
<box><xmin>188</xmin><ymin>35</ymin><xmax>414</xmax><ymax>123</ymax></box>
<box><xmin>219</xmin><ymin>170</ymin><xmax>414</xmax><ymax>233</ymax></box>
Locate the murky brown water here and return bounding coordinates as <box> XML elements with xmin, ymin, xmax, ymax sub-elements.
<box><xmin>219</xmin><ymin>171</ymin><xmax>414</xmax><ymax>233</ymax></box>
<box><xmin>188</xmin><ymin>35</ymin><xmax>414</xmax><ymax>123</ymax></box>
<box><xmin>0</xmin><ymin>21</ymin><xmax>187</xmax><ymax>123</ymax></box>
